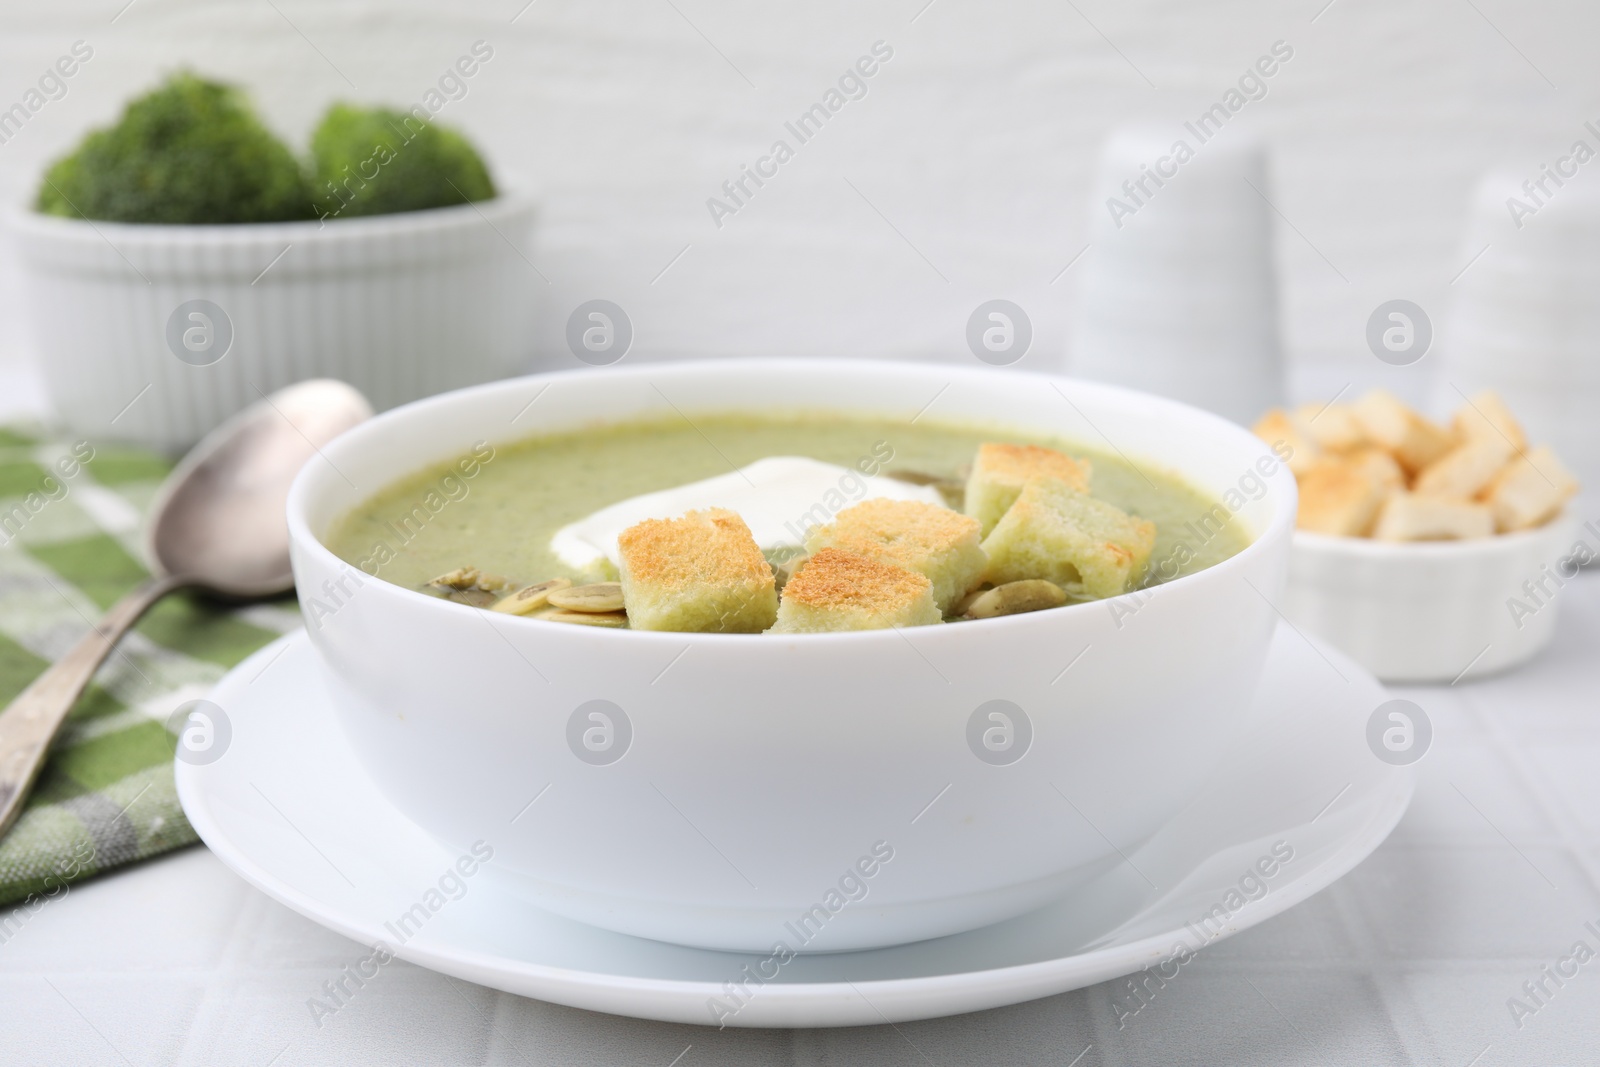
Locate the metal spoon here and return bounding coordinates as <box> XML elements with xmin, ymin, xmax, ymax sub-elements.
<box><xmin>0</xmin><ymin>380</ymin><xmax>372</xmax><ymax>839</ymax></box>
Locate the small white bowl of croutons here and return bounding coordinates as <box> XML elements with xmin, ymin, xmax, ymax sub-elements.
<box><xmin>1255</xmin><ymin>389</ymin><xmax>1583</xmax><ymax>683</ymax></box>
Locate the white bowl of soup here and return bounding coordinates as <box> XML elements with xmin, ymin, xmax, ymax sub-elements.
<box><xmin>287</xmin><ymin>359</ymin><xmax>1296</xmax><ymax>953</ymax></box>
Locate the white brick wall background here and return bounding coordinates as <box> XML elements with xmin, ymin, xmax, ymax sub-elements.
<box><xmin>0</xmin><ymin>0</ymin><xmax>1596</xmax><ymax>410</ymax></box>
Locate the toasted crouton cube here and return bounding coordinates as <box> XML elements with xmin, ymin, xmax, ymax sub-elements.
<box><xmin>980</xmin><ymin>479</ymin><xmax>1156</xmax><ymax>599</ymax></box>
<box><xmin>1351</xmin><ymin>390</ymin><xmax>1454</xmax><ymax>474</ymax></box>
<box><xmin>1302</xmin><ymin>446</ymin><xmax>1404</xmax><ymax>496</ymax></box>
<box><xmin>805</xmin><ymin>499</ymin><xmax>986</xmax><ymax>613</ymax></box>
<box><xmin>769</xmin><ymin>548</ymin><xmax>941</xmax><ymax>633</ymax></box>
<box><xmin>1297</xmin><ymin>462</ymin><xmax>1387</xmax><ymax>537</ymax></box>
<box><xmin>1452</xmin><ymin>389</ymin><xmax>1526</xmax><ymax>451</ymax></box>
<box><xmin>1482</xmin><ymin>445</ymin><xmax>1579</xmax><ymax>532</ymax></box>
<box><xmin>964</xmin><ymin>443</ymin><xmax>1091</xmax><ymax>536</ymax></box>
<box><xmin>1414</xmin><ymin>436</ymin><xmax>1515</xmax><ymax>499</ymax></box>
<box><xmin>1294</xmin><ymin>403</ymin><xmax>1368</xmax><ymax>452</ymax></box>
<box><xmin>617</xmin><ymin>508</ymin><xmax>777</xmax><ymax>632</ymax></box>
<box><xmin>1252</xmin><ymin>409</ymin><xmax>1322</xmax><ymax>476</ymax></box>
<box><xmin>1342</xmin><ymin>446</ymin><xmax>1406</xmax><ymax>495</ymax></box>
<box><xmin>1372</xmin><ymin>494</ymin><xmax>1494</xmax><ymax>541</ymax></box>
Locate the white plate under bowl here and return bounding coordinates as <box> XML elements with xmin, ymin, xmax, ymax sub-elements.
<box><xmin>176</xmin><ymin>623</ymin><xmax>1411</xmax><ymax>1028</ymax></box>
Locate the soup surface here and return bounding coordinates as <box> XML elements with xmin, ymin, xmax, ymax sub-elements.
<box><xmin>325</xmin><ymin>413</ymin><xmax>1251</xmax><ymax>595</ymax></box>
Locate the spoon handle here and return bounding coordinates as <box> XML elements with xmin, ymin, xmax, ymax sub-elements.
<box><xmin>0</xmin><ymin>574</ymin><xmax>187</xmax><ymax>842</ymax></box>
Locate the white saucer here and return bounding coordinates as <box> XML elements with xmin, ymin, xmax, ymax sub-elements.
<box><xmin>177</xmin><ymin>623</ymin><xmax>1411</xmax><ymax>1028</ymax></box>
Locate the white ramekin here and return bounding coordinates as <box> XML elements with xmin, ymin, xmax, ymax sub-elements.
<box><xmin>287</xmin><ymin>359</ymin><xmax>1297</xmax><ymax>953</ymax></box>
<box><xmin>6</xmin><ymin>189</ymin><xmax>536</xmax><ymax>453</ymax></box>
<box><xmin>1284</xmin><ymin>514</ymin><xmax>1584</xmax><ymax>684</ymax></box>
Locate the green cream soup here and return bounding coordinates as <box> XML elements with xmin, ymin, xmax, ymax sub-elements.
<box><xmin>325</xmin><ymin>414</ymin><xmax>1250</xmax><ymax>595</ymax></box>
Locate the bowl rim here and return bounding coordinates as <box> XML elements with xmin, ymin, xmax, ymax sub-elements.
<box><xmin>3</xmin><ymin>181</ymin><xmax>535</xmax><ymax>243</ymax></box>
<box><xmin>1291</xmin><ymin>511</ymin><xmax>1582</xmax><ymax>560</ymax></box>
<box><xmin>287</xmin><ymin>358</ymin><xmax>1298</xmax><ymax>643</ymax></box>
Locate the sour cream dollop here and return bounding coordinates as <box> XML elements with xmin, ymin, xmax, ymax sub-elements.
<box><xmin>550</xmin><ymin>456</ymin><xmax>946</xmax><ymax>570</ymax></box>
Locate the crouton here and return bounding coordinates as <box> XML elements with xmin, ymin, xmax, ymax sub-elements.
<box><xmin>980</xmin><ymin>478</ymin><xmax>1156</xmax><ymax>599</ymax></box>
<box><xmin>1372</xmin><ymin>494</ymin><xmax>1494</xmax><ymax>541</ymax></box>
<box><xmin>1251</xmin><ymin>409</ymin><xmax>1321</xmax><ymax>476</ymax></box>
<box><xmin>617</xmin><ymin>508</ymin><xmax>777</xmax><ymax>632</ymax></box>
<box><xmin>1351</xmin><ymin>390</ymin><xmax>1454</xmax><ymax>474</ymax></box>
<box><xmin>1342</xmin><ymin>446</ymin><xmax>1406</xmax><ymax>495</ymax></box>
<box><xmin>1297</xmin><ymin>462</ymin><xmax>1387</xmax><ymax>537</ymax></box>
<box><xmin>1452</xmin><ymin>389</ymin><xmax>1526</xmax><ymax>451</ymax></box>
<box><xmin>1414</xmin><ymin>436</ymin><xmax>1514</xmax><ymax>499</ymax></box>
<box><xmin>769</xmin><ymin>548</ymin><xmax>941</xmax><ymax>633</ymax></box>
<box><xmin>1482</xmin><ymin>445</ymin><xmax>1579</xmax><ymax>532</ymax></box>
<box><xmin>805</xmin><ymin>498</ymin><xmax>986</xmax><ymax>613</ymax></box>
<box><xmin>1295</xmin><ymin>402</ymin><xmax>1368</xmax><ymax>452</ymax></box>
<box><xmin>964</xmin><ymin>443</ymin><xmax>1091</xmax><ymax>536</ymax></box>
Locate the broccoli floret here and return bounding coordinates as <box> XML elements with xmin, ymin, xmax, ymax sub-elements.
<box><xmin>309</xmin><ymin>104</ymin><xmax>496</xmax><ymax>219</ymax></box>
<box><xmin>35</xmin><ymin>72</ymin><xmax>313</xmax><ymax>225</ymax></box>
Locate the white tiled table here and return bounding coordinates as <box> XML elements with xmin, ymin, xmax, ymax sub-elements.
<box><xmin>2</xmin><ymin>566</ymin><xmax>1596</xmax><ymax>1065</ymax></box>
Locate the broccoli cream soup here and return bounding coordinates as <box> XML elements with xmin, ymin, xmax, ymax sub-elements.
<box><xmin>324</xmin><ymin>414</ymin><xmax>1251</xmax><ymax>630</ymax></box>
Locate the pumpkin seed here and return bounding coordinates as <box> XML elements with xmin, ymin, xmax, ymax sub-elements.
<box><xmin>427</xmin><ymin>566</ymin><xmax>495</xmax><ymax>590</ymax></box>
<box><xmin>547</xmin><ymin>582</ymin><xmax>625</xmax><ymax>613</ymax></box>
<box><xmin>541</xmin><ymin>609</ymin><xmax>628</xmax><ymax>627</ymax></box>
<box><xmin>951</xmin><ymin>588</ymin><xmax>985</xmax><ymax>617</ymax></box>
<box><xmin>491</xmin><ymin>577</ymin><xmax>573</xmax><ymax>615</ymax></box>
<box><xmin>425</xmin><ymin>566</ymin><xmax>514</xmax><ymax>606</ymax></box>
<box><xmin>961</xmin><ymin>579</ymin><xmax>1067</xmax><ymax>619</ymax></box>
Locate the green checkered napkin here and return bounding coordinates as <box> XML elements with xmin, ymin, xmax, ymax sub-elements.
<box><xmin>0</xmin><ymin>428</ymin><xmax>299</xmax><ymax>908</ymax></box>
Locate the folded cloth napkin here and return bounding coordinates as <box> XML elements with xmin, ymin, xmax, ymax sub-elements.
<box><xmin>0</xmin><ymin>428</ymin><xmax>297</xmax><ymax>910</ymax></box>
